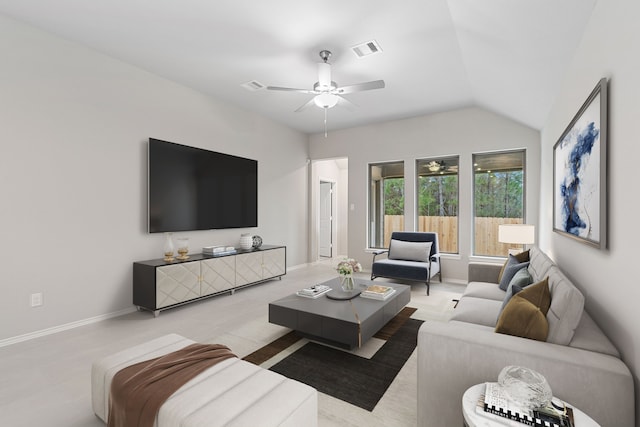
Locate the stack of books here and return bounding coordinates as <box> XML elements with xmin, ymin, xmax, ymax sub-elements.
<box><xmin>360</xmin><ymin>285</ymin><xmax>396</xmax><ymax>300</ymax></box>
<box><xmin>296</xmin><ymin>284</ymin><xmax>331</xmax><ymax>299</ymax></box>
<box><xmin>203</xmin><ymin>246</ymin><xmax>237</xmax><ymax>256</ymax></box>
<box><xmin>477</xmin><ymin>382</ymin><xmax>574</xmax><ymax>427</ymax></box>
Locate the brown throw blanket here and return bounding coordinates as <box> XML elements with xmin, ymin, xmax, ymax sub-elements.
<box><xmin>108</xmin><ymin>343</ymin><xmax>237</xmax><ymax>427</ymax></box>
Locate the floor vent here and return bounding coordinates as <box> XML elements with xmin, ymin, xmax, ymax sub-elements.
<box><xmin>241</xmin><ymin>80</ymin><xmax>265</xmax><ymax>91</ymax></box>
<box><xmin>351</xmin><ymin>40</ymin><xmax>382</xmax><ymax>58</ymax></box>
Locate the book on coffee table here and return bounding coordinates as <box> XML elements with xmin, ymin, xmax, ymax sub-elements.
<box><xmin>360</xmin><ymin>285</ymin><xmax>396</xmax><ymax>300</ymax></box>
<box><xmin>296</xmin><ymin>284</ymin><xmax>331</xmax><ymax>299</ymax></box>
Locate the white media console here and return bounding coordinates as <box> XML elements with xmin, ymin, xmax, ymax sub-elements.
<box><xmin>133</xmin><ymin>245</ymin><xmax>286</xmax><ymax>316</ymax></box>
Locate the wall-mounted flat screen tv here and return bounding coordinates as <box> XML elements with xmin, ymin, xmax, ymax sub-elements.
<box><xmin>148</xmin><ymin>138</ymin><xmax>257</xmax><ymax>233</ymax></box>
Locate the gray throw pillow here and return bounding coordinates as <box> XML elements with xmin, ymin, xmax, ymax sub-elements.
<box><xmin>509</xmin><ymin>267</ymin><xmax>533</xmax><ymax>288</ymax></box>
<box><xmin>388</xmin><ymin>239</ymin><xmax>432</xmax><ymax>263</ymax></box>
<box><xmin>497</xmin><ymin>269</ymin><xmax>534</xmax><ymax>320</ymax></box>
<box><xmin>498</xmin><ymin>255</ymin><xmax>530</xmax><ymax>291</ymax></box>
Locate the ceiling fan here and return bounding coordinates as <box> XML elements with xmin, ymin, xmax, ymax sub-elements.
<box><xmin>266</xmin><ymin>50</ymin><xmax>385</xmax><ymax>135</ymax></box>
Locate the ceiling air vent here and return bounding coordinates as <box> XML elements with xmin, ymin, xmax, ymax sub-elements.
<box><xmin>241</xmin><ymin>80</ymin><xmax>265</xmax><ymax>91</ymax></box>
<box><xmin>351</xmin><ymin>40</ymin><xmax>382</xmax><ymax>58</ymax></box>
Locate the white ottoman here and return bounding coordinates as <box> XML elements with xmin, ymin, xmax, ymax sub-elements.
<box><xmin>91</xmin><ymin>334</ymin><xmax>317</xmax><ymax>427</ymax></box>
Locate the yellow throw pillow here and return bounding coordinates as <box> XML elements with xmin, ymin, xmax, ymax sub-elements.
<box><xmin>517</xmin><ymin>277</ymin><xmax>550</xmax><ymax>316</ymax></box>
<box><xmin>495</xmin><ymin>278</ymin><xmax>550</xmax><ymax>342</ymax></box>
<box><xmin>497</xmin><ymin>250</ymin><xmax>530</xmax><ymax>283</ymax></box>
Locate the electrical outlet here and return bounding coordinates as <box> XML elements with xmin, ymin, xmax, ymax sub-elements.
<box><xmin>30</xmin><ymin>293</ymin><xmax>43</xmax><ymax>307</ymax></box>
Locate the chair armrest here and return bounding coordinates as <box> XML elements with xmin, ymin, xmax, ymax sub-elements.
<box><xmin>371</xmin><ymin>249</ymin><xmax>388</xmax><ymax>263</ymax></box>
<box><xmin>417</xmin><ymin>322</ymin><xmax>635</xmax><ymax>427</ymax></box>
<box><xmin>430</xmin><ymin>253</ymin><xmax>441</xmax><ymax>262</ymax></box>
<box><xmin>468</xmin><ymin>262</ymin><xmax>502</xmax><ymax>283</ymax></box>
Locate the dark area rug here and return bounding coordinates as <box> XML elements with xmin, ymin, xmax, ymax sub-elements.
<box><xmin>243</xmin><ymin>307</ymin><xmax>423</xmax><ymax>411</ymax></box>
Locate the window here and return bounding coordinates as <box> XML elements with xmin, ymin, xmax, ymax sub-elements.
<box><xmin>416</xmin><ymin>157</ymin><xmax>459</xmax><ymax>253</ymax></box>
<box><xmin>473</xmin><ymin>150</ymin><xmax>526</xmax><ymax>257</ymax></box>
<box><xmin>369</xmin><ymin>161</ymin><xmax>404</xmax><ymax>248</ymax></box>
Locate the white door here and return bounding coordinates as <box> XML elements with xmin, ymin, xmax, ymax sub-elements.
<box><xmin>319</xmin><ymin>181</ymin><xmax>333</xmax><ymax>258</ymax></box>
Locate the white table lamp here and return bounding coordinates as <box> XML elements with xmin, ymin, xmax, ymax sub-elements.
<box><xmin>498</xmin><ymin>224</ymin><xmax>535</xmax><ymax>255</ymax></box>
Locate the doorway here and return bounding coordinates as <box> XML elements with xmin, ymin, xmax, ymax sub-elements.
<box><xmin>319</xmin><ymin>181</ymin><xmax>333</xmax><ymax>258</ymax></box>
<box><xmin>311</xmin><ymin>158</ymin><xmax>347</xmax><ymax>262</ymax></box>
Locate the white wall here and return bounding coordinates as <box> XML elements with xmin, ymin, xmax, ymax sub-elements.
<box><xmin>0</xmin><ymin>15</ymin><xmax>309</xmax><ymax>341</ymax></box>
<box><xmin>309</xmin><ymin>107</ymin><xmax>540</xmax><ymax>281</ymax></box>
<box><xmin>540</xmin><ymin>0</ymin><xmax>640</xmax><ymax>420</ymax></box>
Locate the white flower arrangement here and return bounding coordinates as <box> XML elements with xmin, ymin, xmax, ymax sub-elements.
<box><xmin>336</xmin><ymin>258</ymin><xmax>362</xmax><ymax>276</ymax></box>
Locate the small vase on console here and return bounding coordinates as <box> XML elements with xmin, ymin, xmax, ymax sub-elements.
<box><xmin>163</xmin><ymin>233</ymin><xmax>175</xmax><ymax>262</ymax></box>
<box><xmin>176</xmin><ymin>237</ymin><xmax>189</xmax><ymax>260</ymax></box>
<box><xmin>239</xmin><ymin>233</ymin><xmax>253</xmax><ymax>250</ymax></box>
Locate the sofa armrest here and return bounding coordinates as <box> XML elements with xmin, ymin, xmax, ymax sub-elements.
<box><xmin>417</xmin><ymin>322</ymin><xmax>634</xmax><ymax>427</ymax></box>
<box><xmin>468</xmin><ymin>262</ymin><xmax>502</xmax><ymax>283</ymax></box>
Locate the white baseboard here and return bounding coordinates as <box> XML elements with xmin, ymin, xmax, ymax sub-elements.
<box><xmin>0</xmin><ymin>306</ymin><xmax>138</xmax><ymax>348</ymax></box>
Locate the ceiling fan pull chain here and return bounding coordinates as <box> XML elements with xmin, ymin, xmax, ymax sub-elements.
<box><xmin>324</xmin><ymin>108</ymin><xmax>328</xmax><ymax>138</ymax></box>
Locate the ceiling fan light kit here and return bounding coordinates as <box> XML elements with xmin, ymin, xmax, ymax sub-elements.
<box><xmin>314</xmin><ymin>93</ymin><xmax>339</xmax><ymax>109</ymax></box>
<box><xmin>265</xmin><ymin>49</ymin><xmax>385</xmax><ymax>136</ymax></box>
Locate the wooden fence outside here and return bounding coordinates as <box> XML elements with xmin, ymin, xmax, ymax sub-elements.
<box><xmin>383</xmin><ymin>216</ymin><xmax>523</xmax><ymax>256</ymax></box>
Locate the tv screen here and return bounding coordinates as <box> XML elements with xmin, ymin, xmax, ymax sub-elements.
<box><xmin>148</xmin><ymin>138</ymin><xmax>257</xmax><ymax>233</ymax></box>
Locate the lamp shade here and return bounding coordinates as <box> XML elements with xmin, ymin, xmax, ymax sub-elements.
<box><xmin>498</xmin><ymin>224</ymin><xmax>535</xmax><ymax>244</ymax></box>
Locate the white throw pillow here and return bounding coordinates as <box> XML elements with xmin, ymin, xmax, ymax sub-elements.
<box><xmin>388</xmin><ymin>239</ymin><xmax>432</xmax><ymax>263</ymax></box>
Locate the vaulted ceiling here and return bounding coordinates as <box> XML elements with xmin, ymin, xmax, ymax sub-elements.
<box><xmin>0</xmin><ymin>0</ymin><xmax>596</xmax><ymax>134</ymax></box>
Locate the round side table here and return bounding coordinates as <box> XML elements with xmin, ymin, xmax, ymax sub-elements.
<box><xmin>462</xmin><ymin>383</ymin><xmax>600</xmax><ymax>427</ymax></box>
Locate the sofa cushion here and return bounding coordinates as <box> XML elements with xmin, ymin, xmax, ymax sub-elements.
<box><xmin>569</xmin><ymin>312</ymin><xmax>620</xmax><ymax>357</ymax></box>
<box><xmin>498</xmin><ymin>256</ymin><xmax>530</xmax><ymax>291</ymax></box>
<box><xmin>462</xmin><ymin>282</ymin><xmax>506</xmax><ymax>302</ymax></box>
<box><xmin>495</xmin><ymin>279</ymin><xmax>551</xmax><ymax>341</ymax></box>
<box><xmin>450</xmin><ymin>297</ymin><xmax>503</xmax><ymax>327</ymax></box>
<box><xmin>527</xmin><ymin>246</ymin><xmax>555</xmax><ymax>283</ymax></box>
<box><xmin>545</xmin><ymin>266</ymin><xmax>585</xmax><ymax>345</ymax></box>
<box><xmin>388</xmin><ymin>239</ymin><xmax>432</xmax><ymax>263</ymax></box>
<box><xmin>497</xmin><ymin>250</ymin><xmax>529</xmax><ymax>283</ymax></box>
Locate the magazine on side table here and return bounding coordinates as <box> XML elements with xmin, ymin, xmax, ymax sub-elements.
<box><xmin>476</xmin><ymin>382</ymin><xmax>575</xmax><ymax>427</ymax></box>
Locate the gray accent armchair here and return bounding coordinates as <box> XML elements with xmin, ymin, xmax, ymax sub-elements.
<box><xmin>370</xmin><ymin>232</ymin><xmax>442</xmax><ymax>295</ymax></box>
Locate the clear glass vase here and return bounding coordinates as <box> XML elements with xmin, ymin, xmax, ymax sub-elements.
<box><xmin>176</xmin><ymin>237</ymin><xmax>189</xmax><ymax>260</ymax></box>
<box><xmin>340</xmin><ymin>273</ymin><xmax>355</xmax><ymax>291</ymax></box>
<box><xmin>163</xmin><ymin>233</ymin><xmax>175</xmax><ymax>262</ymax></box>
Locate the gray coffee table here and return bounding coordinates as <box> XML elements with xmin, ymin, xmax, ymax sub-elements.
<box><xmin>269</xmin><ymin>278</ymin><xmax>411</xmax><ymax>349</ymax></box>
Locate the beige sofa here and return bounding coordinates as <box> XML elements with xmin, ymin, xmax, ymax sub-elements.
<box><xmin>417</xmin><ymin>246</ymin><xmax>634</xmax><ymax>427</ymax></box>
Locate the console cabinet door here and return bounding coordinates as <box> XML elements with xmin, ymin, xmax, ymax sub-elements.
<box><xmin>156</xmin><ymin>261</ymin><xmax>200</xmax><ymax>308</ymax></box>
<box><xmin>235</xmin><ymin>252</ymin><xmax>263</xmax><ymax>286</ymax></box>
<box><xmin>201</xmin><ymin>256</ymin><xmax>235</xmax><ymax>296</ymax></box>
<box><xmin>263</xmin><ymin>247</ymin><xmax>286</xmax><ymax>279</ymax></box>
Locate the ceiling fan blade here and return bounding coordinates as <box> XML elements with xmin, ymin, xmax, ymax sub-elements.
<box><xmin>294</xmin><ymin>98</ymin><xmax>316</xmax><ymax>112</ymax></box>
<box><xmin>335</xmin><ymin>80</ymin><xmax>385</xmax><ymax>94</ymax></box>
<box><xmin>267</xmin><ymin>86</ymin><xmax>316</xmax><ymax>94</ymax></box>
<box><xmin>336</xmin><ymin>95</ymin><xmax>357</xmax><ymax>112</ymax></box>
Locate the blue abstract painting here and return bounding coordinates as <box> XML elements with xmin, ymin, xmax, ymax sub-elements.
<box><xmin>554</xmin><ymin>92</ymin><xmax>601</xmax><ymax>243</ymax></box>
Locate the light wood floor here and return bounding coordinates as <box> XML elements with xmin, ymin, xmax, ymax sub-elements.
<box><xmin>0</xmin><ymin>260</ymin><xmax>464</xmax><ymax>427</ymax></box>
